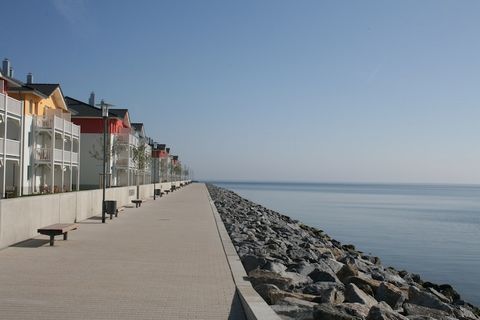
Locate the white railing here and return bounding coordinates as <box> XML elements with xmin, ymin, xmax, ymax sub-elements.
<box><xmin>6</xmin><ymin>96</ymin><xmax>22</xmax><ymax>116</ymax></box>
<box><xmin>54</xmin><ymin>148</ymin><xmax>62</xmax><ymax>162</ymax></box>
<box><xmin>72</xmin><ymin>124</ymin><xmax>80</xmax><ymax>136</ymax></box>
<box><xmin>36</xmin><ymin>115</ymin><xmax>79</xmax><ymax>137</ymax></box>
<box><xmin>54</xmin><ymin>116</ymin><xmax>63</xmax><ymax>129</ymax></box>
<box><xmin>130</xmin><ymin>135</ymin><xmax>138</xmax><ymax>146</ymax></box>
<box><xmin>5</xmin><ymin>139</ymin><xmax>21</xmax><ymax>156</ymax></box>
<box><xmin>63</xmin><ymin>150</ymin><xmax>71</xmax><ymax>162</ymax></box>
<box><xmin>35</xmin><ymin>148</ymin><xmax>51</xmax><ymax>161</ymax></box>
<box><xmin>36</xmin><ymin>117</ymin><xmax>53</xmax><ymax>129</ymax></box>
<box><xmin>0</xmin><ymin>93</ymin><xmax>23</xmax><ymax>117</ymax></box>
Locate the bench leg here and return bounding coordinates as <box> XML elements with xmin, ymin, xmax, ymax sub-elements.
<box><xmin>63</xmin><ymin>232</ymin><xmax>68</xmax><ymax>241</ymax></box>
<box><xmin>115</xmin><ymin>209</ymin><xmax>118</xmax><ymax>217</ymax></box>
<box><xmin>50</xmin><ymin>235</ymin><xmax>55</xmax><ymax>246</ymax></box>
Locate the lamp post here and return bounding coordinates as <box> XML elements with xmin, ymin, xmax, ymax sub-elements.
<box><xmin>153</xmin><ymin>143</ymin><xmax>157</xmax><ymax>200</ymax></box>
<box><xmin>98</xmin><ymin>99</ymin><xmax>113</xmax><ymax>223</ymax></box>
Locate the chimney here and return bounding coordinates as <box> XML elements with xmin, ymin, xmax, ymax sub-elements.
<box><xmin>2</xmin><ymin>58</ymin><xmax>10</xmax><ymax>75</ymax></box>
<box><xmin>89</xmin><ymin>91</ymin><xmax>95</xmax><ymax>106</ymax></box>
<box><xmin>26</xmin><ymin>73</ymin><xmax>33</xmax><ymax>84</ymax></box>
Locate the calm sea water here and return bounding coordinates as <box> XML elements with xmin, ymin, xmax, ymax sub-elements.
<box><xmin>213</xmin><ymin>182</ymin><xmax>480</xmax><ymax>305</ymax></box>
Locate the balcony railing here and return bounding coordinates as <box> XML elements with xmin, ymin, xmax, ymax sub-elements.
<box><xmin>0</xmin><ymin>138</ymin><xmax>21</xmax><ymax>157</ymax></box>
<box><xmin>36</xmin><ymin>115</ymin><xmax>80</xmax><ymax>137</ymax></box>
<box><xmin>0</xmin><ymin>93</ymin><xmax>22</xmax><ymax>117</ymax></box>
<box><xmin>34</xmin><ymin>147</ymin><xmax>79</xmax><ymax>163</ymax></box>
<box><xmin>116</xmin><ymin>133</ymin><xmax>138</xmax><ymax>146</ymax></box>
<box><xmin>35</xmin><ymin>148</ymin><xmax>51</xmax><ymax>161</ymax></box>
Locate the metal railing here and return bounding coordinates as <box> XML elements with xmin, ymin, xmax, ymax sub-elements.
<box><xmin>0</xmin><ymin>93</ymin><xmax>23</xmax><ymax>117</ymax></box>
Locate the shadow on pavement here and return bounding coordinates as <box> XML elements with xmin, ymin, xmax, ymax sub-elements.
<box><xmin>12</xmin><ymin>239</ymin><xmax>50</xmax><ymax>248</ymax></box>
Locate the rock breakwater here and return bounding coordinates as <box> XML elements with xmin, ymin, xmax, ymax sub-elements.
<box><xmin>207</xmin><ymin>184</ymin><xmax>479</xmax><ymax>320</ymax></box>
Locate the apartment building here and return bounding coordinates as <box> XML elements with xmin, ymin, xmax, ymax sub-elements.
<box><xmin>2</xmin><ymin>59</ymin><xmax>80</xmax><ymax>195</ymax></box>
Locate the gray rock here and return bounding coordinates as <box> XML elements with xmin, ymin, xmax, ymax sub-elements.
<box><xmin>290</xmin><ymin>261</ymin><xmax>318</xmax><ymax>276</ymax></box>
<box><xmin>346</xmin><ymin>276</ymin><xmax>382</xmax><ymax>296</ymax></box>
<box><xmin>309</xmin><ymin>268</ymin><xmax>341</xmax><ymax>283</ymax></box>
<box><xmin>375</xmin><ymin>282</ymin><xmax>407</xmax><ymax>309</ymax></box>
<box><xmin>345</xmin><ymin>283</ymin><xmax>378</xmax><ymax>308</ymax></box>
<box><xmin>282</xmin><ymin>271</ymin><xmax>313</xmax><ymax>287</ymax></box>
<box><xmin>408</xmin><ymin>286</ymin><xmax>453</xmax><ymax>313</ymax></box>
<box><xmin>427</xmin><ymin>287</ymin><xmax>452</xmax><ymax>304</ymax></box>
<box><xmin>323</xmin><ymin>258</ymin><xmax>345</xmax><ymax>273</ymax></box>
<box><xmin>272</xmin><ymin>297</ymin><xmax>316</xmax><ymax>320</ymax></box>
<box><xmin>304</xmin><ymin>282</ymin><xmax>345</xmax><ymax>295</ymax></box>
<box><xmin>264</xmin><ymin>261</ymin><xmax>287</xmax><ymax>273</ymax></box>
<box><xmin>253</xmin><ymin>283</ymin><xmax>281</xmax><ymax>305</ymax></box>
<box><xmin>248</xmin><ymin>269</ymin><xmax>293</xmax><ymax>290</ymax></box>
<box><xmin>367</xmin><ymin>301</ymin><xmax>409</xmax><ymax>320</ymax></box>
<box><xmin>241</xmin><ymin>254</ymin><xmax>267</xmax><ymax>273</ymax></box>
<box><xmin>342</xmin><ymin>303</ymin><xmax>371</xmax><ymax>318</ymax></box>
<box><xmin>337</xmin><ymin>264</ymin><xmax>359</xmax><ymax>283</ymax></box>
<box><xmin>313</xmin><ymin>303</ymin><xmax>363</xmax><ymax>320</ymax></box>
<box><xmin>403</xmin><ymin>302</ymin><xmax>451</xmax><ymax>319</ymax></box>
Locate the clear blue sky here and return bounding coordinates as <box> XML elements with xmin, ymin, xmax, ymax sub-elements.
<box><xmin>3</xmin><ymin>0</ymin><xmax>480</xmax><ymax>183</ymax></box>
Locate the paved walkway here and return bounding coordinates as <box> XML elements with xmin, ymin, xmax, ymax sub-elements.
<box><xmin>0</xmin><ymin>183</ymin><xmax>245</xmax><ymax>320</ymax></box>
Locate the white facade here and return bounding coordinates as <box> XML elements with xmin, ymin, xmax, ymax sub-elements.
<box><xmin>0</xmin><ymin>92</ymin><xmax>23</xmax><ymax>198</ymax></box>
<box><xmin>23</xmin><ymin>109</ymin><xmax>80</xmax><ymax>194</ymax></box>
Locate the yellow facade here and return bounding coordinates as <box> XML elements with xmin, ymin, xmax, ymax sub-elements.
<box><xmin>9</xmin><ymin>88</ymin><xmax>68</xmax><ymax>116</ymax></box>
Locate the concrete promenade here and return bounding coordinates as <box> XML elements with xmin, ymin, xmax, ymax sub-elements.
<box><xmin>0</xmin><ymin>183</ymin><xmax>246</xmax><ymax>320</ymax></box>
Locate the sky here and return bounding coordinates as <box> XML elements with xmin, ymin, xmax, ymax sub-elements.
<box><xmin>2</xmin><ymin>0</ymin><xmax>480</xmax><ymax>184</ymax></box>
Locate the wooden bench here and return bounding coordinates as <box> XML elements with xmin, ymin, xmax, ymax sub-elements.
<box><xmin>164</xmin><ymin>190</ymin><xmax>170</xmax><ymax>195</ymax></box>
<box><xmin>38</xmin><ymin>223</ymin><xmax>79</xmax><ymax>246</ymax></box>
<box><xmin>131</xmin><ymin>199</ymin><xmax>143</xmax><ymax>208</ymax></box>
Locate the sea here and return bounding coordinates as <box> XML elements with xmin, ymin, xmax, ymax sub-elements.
<box><xmin>212</xmin><ymin>181</ymin><xmax>480</xmax><ymax>305</ymax></box>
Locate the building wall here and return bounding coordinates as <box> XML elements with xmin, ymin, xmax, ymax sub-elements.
<box><xmin>78</xmin><ymin>133</ymin><xmax>104</xmax><ymax>189</ymax></box>
<box><xmin>0</xmin><ymin>181</ymin><xmax>187</xmax><ymax>249</ymax></box>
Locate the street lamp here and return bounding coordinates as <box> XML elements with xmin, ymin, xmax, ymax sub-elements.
<box><xmin>98</xmin><ymin>99</ymin><xmax>114</xmax><ymax>223</ymax></box>
<box><xmin>153</xmin><ymin>143</ymin><xmax>157</xmax><ymax>200</ymax></box>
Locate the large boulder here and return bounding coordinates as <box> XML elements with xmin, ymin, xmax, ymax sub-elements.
<box><xmin>337</xmin><ymin>264</ymin><xmax>359</xmax><ymax>283</ymax></box>
<box><xmin>304</xmin><ymin>282</ymin><xmax>345</xmax><ymax>295</ymax></box>
<box><xmin>248</xmin><ymin>269</ymin><xmax>293</xmax><ymax>290</ymax></box>
<box><xmin>282</xmin><ymin>271</ymin><xmax>314</xmax><ymax>287</ymax></box>
<box><xmin>366</xmin><ymin>302</ymin><xmax>409</xmax><ymax>320</ymax></box>
<box><xmin>408</xmin><ymin>286</ymin><xmax>453</xmax><ymax>313</ymax></box>
<box><xmin>313</xmin><ymin>303</ymin><xmax>363</xmax><ymax>320</ymax></box>
<box><xmin>272</xmin><ymin>297</ymin><xmax>316</xmax><ymax>320</ymax></box>
<box><xmin>375</xmin><ymin>282</ymin><xmax>407</xmax><ymax>309</ymax></box>
<box><xmin>263</xmin><ymin>261</ymin><xmax>288</xmax><ymax>273</ymax></box>
<box><xmin>241</xmin><ymin>254</ymin><xmax>267</xmax><ymax>273</ymax></box>
<box><xmin>403</xmin><ymin>303</ymin><xmax>451</xmax><ymax>319</ymax></box>
<box><xmin>253</xmin><ymin>283</ymin><xmax>281</xmax><ymax>305</ymax></box>
<box><xmin>342</xmin><ymin>303</ymin><xmax>372</xmax><ymax>318</ymax></box>
<box><xmin>345</xmin><ymin>283</ymin><xmax>378</xmax><ymax>308</ymax></box>
<box><xmin>309</xmin><ymin>268</ymin><xmax>341</xmax><ymax>283</ymax></box>
<box><xmin>347</xmin><ymin>276</ymin><xmax>382</xmax><ymax>296</ymax></box>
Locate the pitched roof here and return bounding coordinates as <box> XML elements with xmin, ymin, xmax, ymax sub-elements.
<box><xmin>109</xmin><ymin>109</ymin><xmax>128</xmax><ymax>118</ymax></box>
<box><xmin>65</xmin><ymin>96</ymin><xmax>123</xmax><ymax>118</ymax></box>
<box><xmin>25</xmin><ymin>83</ymin><xmax>59</xmax><ymax>96</ymax></box>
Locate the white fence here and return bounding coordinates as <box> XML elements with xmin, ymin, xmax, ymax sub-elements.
<box><xmin>0</xmin><ymin>181</ymin><xmax>190</xmax><ymax>249</ymax></box>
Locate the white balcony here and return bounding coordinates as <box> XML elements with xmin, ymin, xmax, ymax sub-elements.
<box><xmin>0</xmin><ymin>138</ymin><xmax>21</xmax><ymax>157</ymax></box>
<box><xmin>36</xmin><ymin>115</ymin><xmax>80</xmax><ymax>137</ymax></box>
<box><xmin>34</xmin><ymin>147</ymin><xmax>78</xmax><ymax>164</ymax></box>
<box><xmin>0</xmin><ymin>93</ymin><xmax>22</xmax><ymax>118</ymax></box>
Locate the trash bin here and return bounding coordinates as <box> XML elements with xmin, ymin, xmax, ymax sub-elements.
<box><xmin>155</xmin><ymin>189</ymin><xmax>162</xmax><ymax>196</ymax></box>
<box><xmin>104</xmin><ymin>200</ymin><xmax>117</xmax><ymax>219</ymax></box>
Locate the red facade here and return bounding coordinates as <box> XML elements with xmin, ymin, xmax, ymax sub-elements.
<box><xmin>71</xmin><ymin>118</ymin><xmax>127</xmax><ymax>134</ymax></box>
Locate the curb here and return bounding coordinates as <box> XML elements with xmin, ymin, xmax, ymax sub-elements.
<box><xmin>206</xmin><ymin>186</ymin><xmax>281</xmax><ymax>320</ymax></box>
